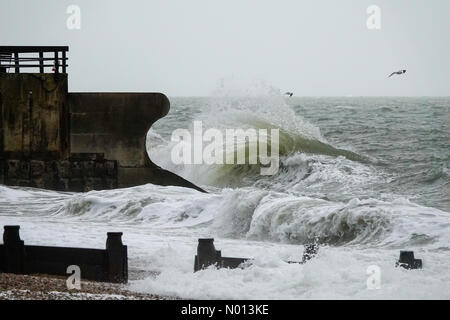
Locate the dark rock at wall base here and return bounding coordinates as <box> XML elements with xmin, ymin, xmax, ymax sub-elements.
<box><xmin>105</xmin><ymin>161</ymin><xmax>117</xmax><ymax>177</ymax></box>
<box><xmin>2</xmin><ymin>156</ymin><xmax>119</xmax><ymax>192</ymax></box>
<box><xmin>1</xmin><ymin>160</ymin><xmax>204</xmax><ymax>194</ymax></box>
<box><xmin>94</xmin><ymin>162</ymin><xmax>106</xmax><ymax>177</ymax></box>
<box><xmin>83</xmin><ymin>161</ymin><xmax>95</xmax><ymax>177</ymax></box>
<box><xmin>31</xmin><ymin>177</ymin><xmax>47</xmax><ymax>189</ymax></box>
<box><xmin>85</xmin><ymin>177</ymin><xmax>104</xmax><ymax>192</ymax></box>
<box><xmin>7</xmin><ymin>160</ymin><xmax>30</xmax><ymax>180</ymax></box>
<box><xmin>103</xmin><ymin>178</ymin><xmax>117</xmax><ymax>190</ymax></box>
<box><xmin>70</xmin><ymin>161</ymin><xmax>83</xmax><ymax>179</ymax></box>
<box><xmin>30</xmin><ymin>160</ymin><xmax>45</xmax><ymax>178</ymax></box>
<box><xmin>7</xmin><ymin>179</ymin><xmax>31</xmax><ymax>187</ymax></box>
<box><xmin>68</xmin><ymin>178</ymin><xmax>84</xmax><ymax>192</ymax></box>
<box><xmin>58</xmin><ymin>160</ymin><xmax>70</xmax><ymax>179</ymax></box>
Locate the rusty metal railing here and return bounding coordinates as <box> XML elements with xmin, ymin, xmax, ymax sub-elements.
<box><xmin>0</xmin><ymin>46</ymin><xmax>69</xmax><ymax>74</ymax></box>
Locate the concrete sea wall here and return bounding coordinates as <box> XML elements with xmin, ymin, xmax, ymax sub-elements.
<box><xmin>0</xmin><ymin>73</ymin><xmax>204</xmax><ymax>192</ymax></box>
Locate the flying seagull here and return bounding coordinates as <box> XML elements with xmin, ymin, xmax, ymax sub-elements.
<box><xmin>388</xmin><ymin>69</ymin><xmax>406</xmax><ymax>78</ymax></box>
<box><xmin>285</xmin><ymin>92</ymin><xmax>294</xmax><ymax>97</ymax></box>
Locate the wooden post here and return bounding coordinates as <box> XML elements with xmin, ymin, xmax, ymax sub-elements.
<box><xmin>396</xmin><ymin>251</ymin><xmax>422</xmax><ymax>270</ymax></box>
<box><xmin>0</xmin><ymin>54</ymin><xmax>6</xmax><ymax>73</ymax></box>
<box><xmin>3</xmin><ymin>226</ymin><xmax>25</xmax><ymax>274</ymax></box>
<box><xmin>62</xmin><ymin>51</ymin><xmax>67</xmax><ymax>73</ymax></box>
<box><xmin>195</xmin><ymin>238</ymin><xmax>220</xmax><ymax>271</ymax></box>
<box><xmin>54</xmin><ymin>51</ymin><xmax>59</xmax><ymax>73</ymax></box>
<box><xmin>39</xmin><ymin>51</ymin><xmax>44</xmax><ymax>73</ymax></box>
<box><xmin>14</xmin><ymin>52</ymin><xmax>19</xmax><ymax>73</ymax></box>
<box><xmin>106</xmin><ymin>232</ymin><xmax>127</xmax><ymax>283</ymax></box>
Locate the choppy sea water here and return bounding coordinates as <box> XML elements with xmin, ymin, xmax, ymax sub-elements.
<box><xmin>1</xmin><ymin>94</ymin><xmax>449</xmax><ymax>299</ymax></box>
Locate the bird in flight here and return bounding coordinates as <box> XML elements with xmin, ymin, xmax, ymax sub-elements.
<box><xmin>388</xmin><ymin>69</ymin><xmax>407</xmax><ymax>78</ymax></box>
<box><xmin>285</xmin><ymin>92</ymin><xmax>294</xmax><ymax>97</ymax></box>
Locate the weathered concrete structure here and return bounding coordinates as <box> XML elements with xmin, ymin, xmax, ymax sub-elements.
<box><xmin>0</xmin><ymin>46</ymin><xmax>204</xmax><ymax>192</ymax></box>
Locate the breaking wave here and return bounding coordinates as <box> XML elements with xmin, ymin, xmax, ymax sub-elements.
<box><xmin>1</xmin><ymin>184</ymin><xmax>449</xmax><ymax>249</ymax></box>
<box><xmin>148</xmin><ymin>90</ymin><xmax>367</xmax><ymax>188</ymax></box>
<box><xmin>1</xmin><ymin>88</ymin><xmax>448</xmax><ymax>253</ymax></box>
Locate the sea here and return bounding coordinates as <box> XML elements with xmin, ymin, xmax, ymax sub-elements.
<box><xmin>1</xmin><ymin>91</ymin><xmax>449</xmax><ymax>299</ymax></box>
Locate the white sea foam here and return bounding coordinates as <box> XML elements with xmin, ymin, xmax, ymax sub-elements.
<box><xmin>129</xmin><ymin>244</ymin><xmax>450</xmax><ymax>300</ymax></box>
<box><xmin>1</xmin><ymin>183</ymin><xmax>449</xmax><ymax>249</ymax></box>
<box><xmin>1</xmin><ymin>93</ymin><xmax>448</xmax><ymax>299</ymax></box>
<box><xmin>1</xmin><ymin>211</ymin><xmax>449</xmax><ymax>300</ymax></box>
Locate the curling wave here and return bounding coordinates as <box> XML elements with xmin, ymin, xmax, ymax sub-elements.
<box><xmin>148</xmin><ymin>93</ymin><xmax>367</xmax><ymax>188</ymax></box>
<box><xmin>1</xmin><ymin>184</ymin><xmax>449</xmax><ymax>249</ymax></box>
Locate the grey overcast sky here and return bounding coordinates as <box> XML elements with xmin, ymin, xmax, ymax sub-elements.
<box><xmin>1</xmin><ymin>0</ymin><xmax>449</xmax><ymax>96</ymax></box>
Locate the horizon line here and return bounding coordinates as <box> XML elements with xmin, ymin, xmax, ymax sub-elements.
<box><xmin>167</xmin><ymin>95</ymin><xmax>450</xmax><ymax>98</ymax></box>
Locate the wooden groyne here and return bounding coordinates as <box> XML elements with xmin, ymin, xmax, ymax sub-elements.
<box><xmin>0</xmin><ymin>225</ymin><xmax>128</xmax><ymax>283</ymax></box>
